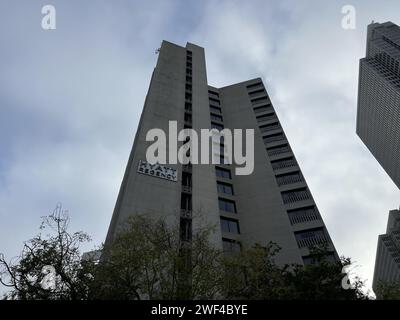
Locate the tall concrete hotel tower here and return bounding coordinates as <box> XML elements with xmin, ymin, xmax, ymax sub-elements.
<box><xmin>105</xmin><ymin>41</ymin><xmax>338</xmax><ymax>265</ymax></box>
<box><xmin>356</xmin><ymin>21</ymin><xmax>400</xmax><ymax>190</ymax></box>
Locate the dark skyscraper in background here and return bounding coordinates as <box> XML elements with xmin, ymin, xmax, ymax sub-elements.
<box><xmin>356</xmin><ymin>21</ymin><xmax>400</xmax><ymax>296</ymax></box>
<box><xmin>356</xmin><ymin>21</ymin><xmax>400</xmax><ymax>189</ymax></box>
<box><xmin>373</xmin><ymin>208</ymin><xmax>400</xmax><ymax>296</ymax></box>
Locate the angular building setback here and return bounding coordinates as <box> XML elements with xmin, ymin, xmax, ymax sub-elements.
<box><xmin>104</xmin><ymin>40</ymin><xmax>338</xmax><ymax>266</ymax></box>
<box><xmin>373</xmin><ymin>209</ymin><xmax>400</xmax><ymax>295</ymax></box>
<box><xmin>356</xmin><ymin>21</ymin><xmax>400</xmax><ymax>190</ymax></box>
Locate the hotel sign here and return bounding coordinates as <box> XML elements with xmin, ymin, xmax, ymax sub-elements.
<box><xmin>137</xmin><ymin>160</ymin><xmax>177</xmax><ymax>182</ymax></box>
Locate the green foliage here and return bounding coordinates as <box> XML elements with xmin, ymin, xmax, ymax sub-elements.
<box><xmin>1</xmin><ymin>209</ymin><xmax>372</xmax><ymax>300</ymax></box>
<box><xmin>92</xmin><ymin>215</ymin><xmax>224</xmax><ymax>299</ymax></box>
<box><xmin>375</xmin><ymin>281</ymin><xmax>400</xmax><ymax>300</ymax></box>
<box><xmin>0</xmin><ymin>205</ymin><xmax>94</xmax><ymax>300</ymax></box>
<box><xmin>221</xmin><ymin>244</ymin><xmax>369</xmax><ymax>300</ymax></box>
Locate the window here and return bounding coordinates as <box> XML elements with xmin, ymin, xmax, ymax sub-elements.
<box><xmin>185</xmin><ymin>83</ymin><xmax>192</xmax><ymax>91</ymax></box>
<box><xmin>266</xmin><ymin>144</ymin><xmax>290</xmax><ymax>156</ymax></box>
<box><xmin>220</xmin><ymin>218</ymin><xmax>240</xmax><ymax>234</ymax></box>
<box><xmin>246</xmin><ymin>82</ymin><xmax>263</xmax><ymax>89</ymax></box>
<box><xmin>185</xmin><ymin>102</ymin><xmax>192</xmax><ymax>112</ymax></box>
<box><xmin>180</xmin><ymin>218</ymin><xmax>192</xmax><ymax>241</ymax></box>
<box><xmin>209</xmin><ymin>97</ymin><xmax>220</xmax><ymax>105</ymax></box>
<box><xmin>263</xmin><ymin>133</ymin><xmax>285</xmax><ymax>144</ymax></box>
<box><xmin>186</xmin><ymin>76</ymin><xmax>192</xmax><ymax>83</ymax></box>
<box><xmin>184</xmin><ymin>112</ymin><xmax>192</xmax><ymax>123</ymax></box>
<box><xmin>271</xmin><ymin>157</ymin><xmax>296</xmax><ymax>170</ymax></box>
<box><xmin>210</xmin><ymin>105</ymin><xmax>222</xmax><ymax>113</ymax></box>
<box><xmin>216</xmin><ymin>167</ymin><xmax>231</xmax><ymax>179</ymax></box>
<box><xmin>259</xmin><ymin>122</ymin><xmax>280</xmax><ymax>133</ymax></box>
<box><xmin>303</xmin><ymin>252</ymin><xmax>335</xmax><ymax>265</ymax></box>
<box><xmin>217</xmin><ymin>182</ymin><xmax>234</xmax><ymax>195</ymax></box>
<box><xmin>182</xmin><ymin>172</ymin><xmax>192</xmax><ymax>188</ymax></box>
<box><xmin>251</xmin><ymin>96</ymin><xmax>269</xmax><ymax>104</ymax></box>
<box><xmin>222</xmin><ymin>238</ymin><xmax>241</xmax><ymax>253</ymax></box>
<box><xmin>208</xmin><ymin>90</ymin><xmax>219</xmax><ymax>97</ymax></box>
<box><xmin>256</xmin><ymin>112</ymin><xmax>276</xmax><ymax>122</ymax></box>
<box><xmin>185</xmin><ymin>92</ymin><xmax>192</xmax><ymax>101</ymax></box>
<box><xmin>253</xmin><ymin>104</ymin><xmax>272</xmax><ymax>114</ymax></box>
<box><xmin>275</xmin><ymin>172</ymin><xmax>303</xmax><ymax>186</ymax></box>
<box><xmin>181</xmin><ymin>193</ymin><xmax>192</xmax><ymax>210</ymax></box>
<box><xmin>186</xmin><ymin>68</ymin><xmax>192</xmax><ymax>75</ymax></box>
<box><xmin>186</xmin><ymin>62</ymin><xmax>192</xmax><ymax>68</ymax></box>
<box><xmin>281</xmin><ymin>188</ymin><xmax>311</xmax><ymax>204</ymax></box>
<box><xmin>186</xmin><ymin>50</ymin><xmax>192</xmax><ymax>56</ymax></box>
<box><xmin>248</xmin><ymin>88</ymin><xmax>266</xmax><ymax>96</ymax></box>
<box><xmin>211</xmin><ymin>122</ymin><xmax>224</xmax><ymax>131</ymax></box>
<box><xmin>210</xmin><ymin>113</ymin><xmax>223</xmax><ymax>122</ymax></box>
<box><xmin>219</xmin><ymin>198</ymin><xmax>236</xmax><ymax>213</ymax></box>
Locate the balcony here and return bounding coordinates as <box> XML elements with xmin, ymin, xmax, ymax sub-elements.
<box><xmin>295</xmin><ymin>228</ymin><xmax>329</xmax><ymax>248</ymax></box>
<box><xmin>287</xmin><ymin>207</ymin><xmax>320</xmax><ymax>225</ymax></box>
<box><xmin>276</xmin><ymin>172</ymin><xmax>303</xmax><ymax>186</ymax></box>
<box><xmin>263</xmin><ymin>133</ymin><xmax>286</xmax><ymax>144</ymax></box>
<box><xmin>271</xmin><ymin>157</ymin><xmax>297</xmax><ymax>171</ymax></box>
<box><xmin>267</xmin><ymin>144</ymin><xmax>291</xmax><ymax>157</ymax></box>
<box><xmin>281</xmin><ymin>188</ymin><xmax>311</xmax><ymax>204</ymax></box>
<box><xmin>180</xmin><ymin>209</ymin><xmax>192</xmax><ymax>219</ymax></box>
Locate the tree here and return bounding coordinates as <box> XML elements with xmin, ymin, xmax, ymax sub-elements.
<box><xmin>0</xmin><ymin>205</ymin><xmax>95</xmax><ymax>300</ymax></box>
<box><xmin>221</xmin><ymin>244</ymin><xmax>369</xmax><ymax>300</ymax></box>
<box><xmin>375</xmin><ymin>281</ymin><xmax>400</xmax><ymax>300</ymax></box>
<box><xmin>1</xmin><ymin>208</ymin><xmax>371</xmax><ymax>300</ymax></box>
<box><xmin>92</xmin><ymin>214</ymin><xmax>224</xmax><ymax>299</ymax></box>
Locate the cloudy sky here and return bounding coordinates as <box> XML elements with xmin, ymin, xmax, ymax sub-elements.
<box><xmin>1</xmin><ymin>0</ymin><xmax>400</xmax><ymax>294</ymax></box>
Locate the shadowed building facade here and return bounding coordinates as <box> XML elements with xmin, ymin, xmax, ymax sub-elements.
<box><xmin>356</xmin><ymin>21</ymin><xmax>400</xmax><ymax>189</ymax></box>
<box><xmin>373</xmin><ymin>209</ymin><xmax>400</xmax><ymax>296</ymax></box>
<box><xmin>104</xmin><ymin>40</ymin><xmax>338</xmax><ymax>266</ymax></box>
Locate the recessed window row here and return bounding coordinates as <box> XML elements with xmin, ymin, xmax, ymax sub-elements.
<box><xmin>209</xmin><ymin>97</ymin><xmax>221</xmax><ymax>105</ymax></box>
<box><xmin>184</xmin><ymin>112</ymin><xmax>192</xmax><ymax>124</ymax></box>
<box><xmin>210</xmin><ymin>113</ymin><xmax>223</xmax><ymax>122</ymax></box>
<box><xmin>256</xmin><ymin>112</ymin><xmax>276</xmax><ymax>123</ymax></box>
<box><xmin>248</xmin><ymin>88</ymin><xmax>266</xmax><ymax>96</ymax></box>
<box><xmin>251</xmin><ymin>96</ymin><xmax>269</xmax><ymax>105</ymax></box>
<box><xmin>222</xmin><ymin>238</ymin><xmax>241</xmax><ymax>253</ymax></box>
<box><xmin>271</xmin><ymin>156</ymin><xmax>297</xmax><ymax>170</ymax></box>
<box><xmin>180</xmin><ymin>217</ymin><xmax>192</xmax><ymax>241</ymax></box>
<box><xmin>217</xmin><ymin>181</ymin><xmax>234</xmax><ymax>195</ymax></box>
<box><xmin>263</xmin><ymin>132</ymin><xmax>286</xmax><ymax>144</ymax></box>
<box><xmin>216</xmin><ymin>167</ymin><xmax>232</xmax><ymax>179</ymax></box>
<box><xmin>219</xmin><ymin>198</ymin><xmax>237</xmax><ymax>213</ymax></box>
<box><xmin>208</xmin><ymin>90</ymin><xmax>220</xmax><ymax>98</ymax></box>
<box><xmin>210</xmin><ymin>105</ymin><xmax>222</xmax><ymax>114</ymax></box>
<box><xmin>281</xmin><ymin>188</ymin><xmax>311</xmax><ymax>204</ymax></box>
<box><xmin>259</xmin><ymin>122</ymin><xmax>281</xmax><ymax>133</ymax></box>
<box><xmin>294</xmin><ymin>227</ymin><xmax>329</xmax><ymax>249</ymax></box>
<box><xmin>253</xmin><ymin>104</ymin><xmax>273</xmax><ymax>114</ymax></box>
<box><xmin>287</xmin><ymin>206</ymin><xmax>320</xmax><ymax>225</ymax></box>
<box><xmin>211</xmin><ymin>122</ymin><xmax>224</xmax><ymax>131</ymax></box>
<box><xmin>302</xmin><ymin>252</ymin><xmax>336</xmax><ymax>265</ymax></box>
<box><xmin>266</xmin><ymin>144</ymin><xmax>291</xmax><ymax>156</ymax></box>
<box><xmin>275</xmin><ymin>171</ymin><xmax>303</xmax><ymax>186</ymax></box>
<box><xmin>246</xmin><ymin>82</ymin><xmax>263</xmax><ymax>89</ymax></box>
<box><xmin>220</xmin><ymin>217</ymin><xmax>240</xmax><ymax>234</ymax></box>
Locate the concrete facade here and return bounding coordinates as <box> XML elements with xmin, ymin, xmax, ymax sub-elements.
<box><xmin>373</xmin><ymin>209</ymin><xmax>400</xmax><ymax>295</ymax></box>
<box><xmin>356</xmin><ymin>21</ymin><xmax>400</xmax><ymax>190</ymax></box>
<box><xmin>104</xmin><ymin>41</ymin><xmax>338</xmax><ymax>266</ymax></box>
